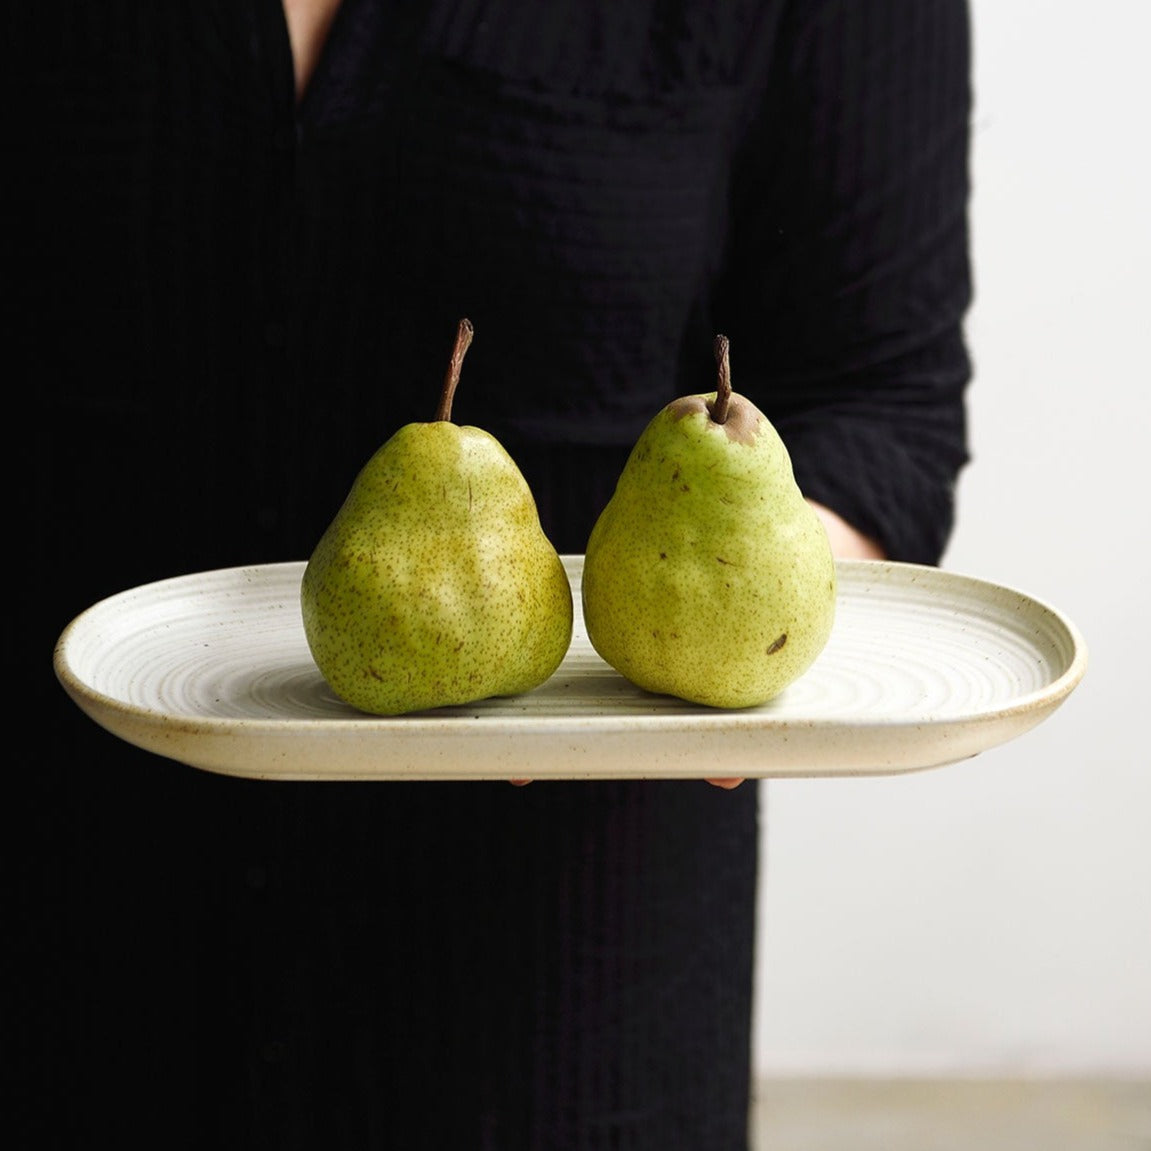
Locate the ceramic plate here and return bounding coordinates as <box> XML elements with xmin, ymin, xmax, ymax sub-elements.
<box><xmin>53</xmin><ymin>557</ymin><xmax>1087</xmax><ymax>781</ymax></box>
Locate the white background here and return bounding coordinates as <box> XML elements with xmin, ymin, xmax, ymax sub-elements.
<box><xmin>754</xmin><ymin>0</ymin><xmax>1151</xmax><ymax>1076</ymax></box>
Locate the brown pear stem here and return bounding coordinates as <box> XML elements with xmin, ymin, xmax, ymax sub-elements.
<box><xmin>709</xmin><ymin>334</ymin><xmax>732</xmax><ymax>424</ymax></box>
<box><xmin>434</xmin><ymin>318</ymin><xmax>474</xmax><ymax>422</ymax></box>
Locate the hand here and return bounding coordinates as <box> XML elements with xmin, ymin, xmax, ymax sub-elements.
<box><xmin>807</xmin><ymin>500</ymin><xmax>886</xmax><ymax>560</ymax></box>
<box><xmin>511</xmin><ymin>777</ymin><xmax>745</xmax><ymax>788</ymax></box>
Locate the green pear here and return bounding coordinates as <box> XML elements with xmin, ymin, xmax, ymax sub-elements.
<box><xmin>301</xmin><ymin>319</ymin><xmax>573</xmax><ymax>715</ymax></box>
<box><xmin>581</xmin><ymin>335</ymin><xmax>836</xmax><ymax>709</ymax></box>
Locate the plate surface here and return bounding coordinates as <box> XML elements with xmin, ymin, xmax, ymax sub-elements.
<box><xmin>53</xmin><ymin>557</ymin><xmax>1087</xmax><ymax>781</ymax></box>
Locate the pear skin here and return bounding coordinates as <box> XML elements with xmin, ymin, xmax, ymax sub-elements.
<box><xmin>301</xmin><ymin>320</ymin><xmax>573</xmax><ymax>715</ymax></box>
<box><xmin>582</xmin><ymin>335</ymin><xmax>836</xmax><ymax>709</ymax></box>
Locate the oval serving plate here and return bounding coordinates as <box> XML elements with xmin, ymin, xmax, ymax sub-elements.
<box><xmin>53</xmin><ymin>557</ymin><xmax>1087</xmax><ymax>781</ymax></box>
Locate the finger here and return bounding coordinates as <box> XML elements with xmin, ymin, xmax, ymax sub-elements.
<box><xmin>705</xmin><ymin>777</ymin><xmax>745</xmax><ymax>789</ymax></box>
<box><xmin>509</xmin><ymin>778</ymin><xmax>533</xmax><ymax>786</ymax></box>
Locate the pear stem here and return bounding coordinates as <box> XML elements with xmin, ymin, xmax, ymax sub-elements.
<box><xmin>434</xmin><ymin>318</ymin><xmax>474</xmax><ymax>422</ymax></box>
<box><xmin>710</xmin><ymin>334</ymin><xmax>732</xmax><ymax>425</ymax></box>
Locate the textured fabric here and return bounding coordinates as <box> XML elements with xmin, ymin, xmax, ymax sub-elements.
<box><xmin>10</xmin><ymin>2</ymin><xmax>972</xmax><ymax>1148</ymax></box>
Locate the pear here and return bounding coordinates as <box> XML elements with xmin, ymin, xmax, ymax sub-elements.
<box><xmin>581</xmin><ymin>335</ymin><xmax>836</xmax><ymax>709</ymax></box>
<box><xmin>300</xmin><ymin>319</ymin><xmax>573</xmax><ymax>715</ymax></box>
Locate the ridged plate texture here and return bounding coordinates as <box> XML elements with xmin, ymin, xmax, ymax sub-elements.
<box><xmin>53</xmin><ymin>557</ymin><xmax>1087</xmax><ymax>780</ymax></box>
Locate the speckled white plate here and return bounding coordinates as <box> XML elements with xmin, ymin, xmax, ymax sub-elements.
<box><xmin>53</xmin><ymin>557</ymin><xmax>1087</xmax><ymax>781</ymax></box>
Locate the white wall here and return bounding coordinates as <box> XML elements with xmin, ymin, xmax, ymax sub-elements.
<box><xmin>754</xmin><ymin>0</ymin><xmax>1151</xmax><ymax>1077</ymax></box>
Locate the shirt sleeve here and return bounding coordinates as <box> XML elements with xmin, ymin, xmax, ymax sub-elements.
<box><xmin>717</xmin><ymin>0</ymin><xmax>974</xmax><ymax>564</ymax></box>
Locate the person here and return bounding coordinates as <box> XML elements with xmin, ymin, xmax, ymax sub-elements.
<box><xmin>10</xmin><ymin>1</ymin><xmax>972</xmax><ymax>1147</ymax></box>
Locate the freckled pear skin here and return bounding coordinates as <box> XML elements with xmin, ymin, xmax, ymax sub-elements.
<box><xmin>581</xmin><ymin>336</ymin><xmax>836</xmax><ymax>709</ymax></box>
<box><xmin>300</xmin><ymin>320</ymin><xmax>572</xmax><ymax>716</ymax></box>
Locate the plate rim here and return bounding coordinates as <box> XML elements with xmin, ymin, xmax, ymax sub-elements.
<box><xmin>52</xmin><ymin>556</ymin><xmax>1089</xmax><ymax>778</ymax></box>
